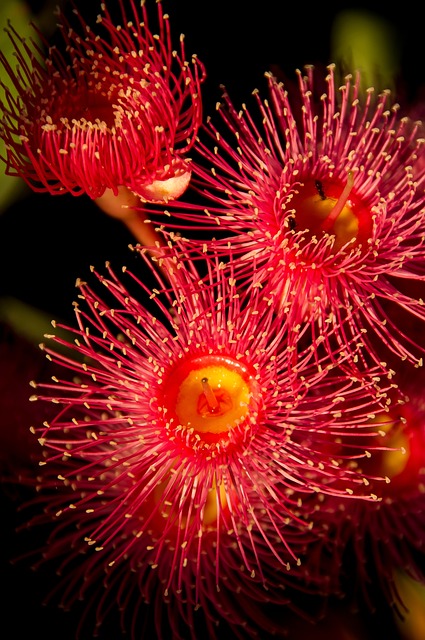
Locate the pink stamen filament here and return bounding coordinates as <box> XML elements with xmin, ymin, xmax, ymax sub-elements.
<box><xmin>201</xmin><ymin>377</ymin><xmax>219</xmax><ymax>413</ymax></box>
<box><xmin>321</xmin><ymin>171</ymin><xmax>354</xmax><ymax>232</ymax></box>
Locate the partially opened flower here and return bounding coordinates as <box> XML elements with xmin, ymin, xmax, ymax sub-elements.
<box><xmin>308</xmin><ymin>374</ymin><xmax>425</xmax><ymax>617</ymax></box>
<box><xmin>24</xmin><ymin>242</ymin><xmax>398</xmax><ymax>638</ymax></box>
<box><xmin>153</xmin><ymin>64</ymin><xmax>425</xmax><ymax>366</ymax></box>
<box><xmin>0</xmin><ymin>0</ymin><xmax>205</xmax><ymax>203</ymax></box>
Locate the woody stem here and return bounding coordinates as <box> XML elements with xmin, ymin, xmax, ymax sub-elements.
<box><xmin>95</xmin><ymin>187</ymin><xmax>175</xmax><ymax>281</ymax></box>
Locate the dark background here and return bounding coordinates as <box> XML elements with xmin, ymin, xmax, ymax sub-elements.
<box><xmin>1</xmin><ymin>0</ymin><xmax>425</xmax><ymax>324</ymax></box>
<box><xmin>1</xmin><ymin>1</ymin><xmax>424</xmax><ymax>638</ymax></box>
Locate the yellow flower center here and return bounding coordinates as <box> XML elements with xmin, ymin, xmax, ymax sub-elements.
<box><xmin>160</xmin><ymin>355</ymin><xmax>257</xmax><ymax>436</ymax></box>
<box><xmin>288</xmin><ymin>175</ymin><xmax>372</xmax><ymax>252</ymax></box>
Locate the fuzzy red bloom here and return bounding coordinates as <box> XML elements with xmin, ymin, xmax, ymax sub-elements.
<box><xmin>0</xmin><ymin>0</ymin><xmax>205</xmax><ymax>201</ymax></box>
<box><xmin>23</xmin><ymin>243</ymin><xmax>399</xmax><ymax>638</ymax></box>
<box><xmin>307</xmin><ymin>376</ymin><xmax>425</xmax><ymax>617</ymax></box>
<box><xmin>152</xmin><ymin>64</ymin><xmax>425</xmax><ymax>366</ymax></box>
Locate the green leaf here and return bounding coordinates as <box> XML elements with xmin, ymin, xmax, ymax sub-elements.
<box><xmin>0</xmin><ymin>296</ymin><xmax>76</xmax><ymax>355</ymax></box>
<box><xmin>331</xmin><ymin>10</ymin><xmax>400</xmax><ymax>94</ymax></box>
<box><xmin>0</xmin><ymin>0</ymin><xmax>42</xmax><ymax>214</ymax></box>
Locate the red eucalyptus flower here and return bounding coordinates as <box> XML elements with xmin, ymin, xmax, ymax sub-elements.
<box><xmin>0</xmin><ymin>0</ymin><xmax>205</xmax><ymax>202</ymax></box>
<box><xmin>153</xmin><ymin>64</ymin><xmax>425</xmax><ymax>366</ymax></box>
<box><xmin>24</xmin><ymin>243</ymin><xmax>398</xmax><ymax>638</ymax></box>
<box><xmin>308</xmin><ymin>375</ymin><xmax>425</xmax><ymax>617</ymax></box>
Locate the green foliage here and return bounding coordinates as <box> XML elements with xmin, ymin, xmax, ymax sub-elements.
<box><xmin>331</xmin><ymin>10</ymin><xmax>400</xmax><ymax>94</ymax></box>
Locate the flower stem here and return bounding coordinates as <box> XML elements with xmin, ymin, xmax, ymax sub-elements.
<box><xmin>95</xmin><ymin>187</ymin><xmax>162</xmax><ymax>247</ymax></box>
<box><xmin>95</xmin><ymin>187</ymin><xmax>174</xmax><ymax>281</ymax></box>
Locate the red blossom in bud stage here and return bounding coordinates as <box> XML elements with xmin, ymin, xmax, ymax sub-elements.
<box><xmin>23</xmin><ymin>242</ymin><xmax>400</xmax><ymax>639</ymax></box>
<box><xmin>151</xmin><ymin>64</ymin><xmax>425</xmax><ymax>367</ymax></box>
<box><xmin>0</xmin><ymin>0</ymin><xmax>205</xmax><ymax>202</ymax></box>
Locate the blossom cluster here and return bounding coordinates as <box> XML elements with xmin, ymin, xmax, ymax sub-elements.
<box><xmin>1</xmin><ymin>1</ymin><xmax>425</xmax><ymax>639</ymax></box>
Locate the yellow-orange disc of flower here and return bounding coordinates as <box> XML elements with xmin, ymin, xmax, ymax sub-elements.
<box><xmin>160</xmin><ymin>355</ymin><xmax>256</xmax><ymax>436</ymax></box>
